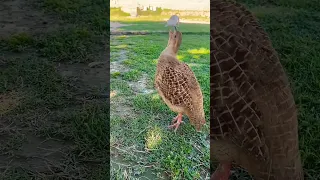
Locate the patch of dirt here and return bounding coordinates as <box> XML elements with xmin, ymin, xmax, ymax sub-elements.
<box><xmin>111</xmin><ymin>40</ymin><xmax>154</xmax><ymax>95</ymax></box>
<box><xmin>0</xmin><ymin>116</ymin><xmax>73</xmax><ymax>176</ymax></box>
<box><xmin>110</xmin><ymin>22</ymin><xmax>131</xmax><ymax>32</ymax></box>
<box><xmin>110</xmin><ymin>37</ymin><xmax>155</xmax><ymax>122</ymax></box>
<box><xmin>0</xmin><ymin>91</ymin><xmax>21</xmax><ymax>115</ymax></box>
<box><xmin>128</xmin><ymin>74</ymin><xmax>154</xmax><ymax>95</ymax></box>
<box><xmin>110</xmin><ymin>40</ymin><xmax>136</xmax><ymax>118</ymax></box>
<box><xmin>110</xmin><ymin>50</ymin><xmax>129</xmax><ymax>74</ymax></box>
<box><xmin>110</xmin><ymin>97</ymin><xmax>135</xmax><ymax>119</ymax></box>
<box><xmin>3</xmin><ymin>136</ymin><xmax>71</xmax><ymax>172</ymax></box>
<box><xmin>57</xmin><ymin>62</ymin><xmax>108</xmax><ymax>92</ymax></box>
<box><xmin>0</xmin><ymin>0</ymin><xmax>61</xmax><ymax>38</ymax></box>
<box><xmin>57</xmin><ymin>46</ymin><xmax>109</xmax><ymax>98</ymax></box>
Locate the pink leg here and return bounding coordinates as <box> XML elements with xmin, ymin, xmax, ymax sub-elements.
<box><xmin>168</xmin><ymin>113</ymin><xmax>184</xmax><ymax>132</ymax></box>
<box><xmin>211</xmin><ymin>163</ymin><xmax>231</xmax><ymax>180</ymax></box>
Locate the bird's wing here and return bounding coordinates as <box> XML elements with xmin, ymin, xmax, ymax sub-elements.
<box><xmin>177</xmin><ymin>62</ymin><xmax>204</xmax><ymax>112</ymax></box>
<box><xmin>211</xmin><ymin>0</ymin><xmax>276</xmax><ymax>161</ymax></box>
<box><xmin>177</xmin><ymin>63</ymin><xmax>201</xmax><ymax>92</ymax></box>
<box><xmin>156</xmin><ymin>65</ymin><xmax>194</xmax><ymax>111</ymax></box>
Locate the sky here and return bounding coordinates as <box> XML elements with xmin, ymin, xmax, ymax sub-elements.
<box><xmin>110</xmin><ymin>0</ymin><xmax>210</xmax><ymax>11</ymax></box>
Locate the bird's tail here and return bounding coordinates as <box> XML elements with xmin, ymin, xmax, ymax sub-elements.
<box><xmin>189</xmin><ymin>111</ymin><xmax>206</xmax><ymax>132</ymax></box>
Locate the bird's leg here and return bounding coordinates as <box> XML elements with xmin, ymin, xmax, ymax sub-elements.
<box><xmin>211</xmin><ymin>163</ymin><xmax>231</xmax><ymax>180</ymax></box>
<box><xmin>168</xmin><ymin>113</ymin><xmax>184</xmax><ymax>132</ymax></box>
<box><xmin>171</xmin><ymin>113</ymin><xmax>181</xmax><ymax>123</ymax></box>
<box><xmin>174</xmin><ymin>26</ymin><xmax>177</xmax><ymax>31</ymax></box>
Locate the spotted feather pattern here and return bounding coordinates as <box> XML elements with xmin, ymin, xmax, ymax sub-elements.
<box><xmin>158</xmin><ymin>66</ymin><xmax>194</xmax><ymax>111</ymax></box>
<box><xmin>210</xmin><ymin>0</ymin><xmax>303</xmax><ymax>179</ymax></box>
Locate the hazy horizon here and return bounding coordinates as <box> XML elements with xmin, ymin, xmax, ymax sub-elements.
<box><xmin>110</xmin><ymin>0</ymin><xmax>210</xmax><ymax>11</ymax></box>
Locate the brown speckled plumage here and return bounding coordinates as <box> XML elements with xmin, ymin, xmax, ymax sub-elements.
<box><xmin>155</xmin><ymin>31</ymin><xmax>206</xmax><ymax>131</ymax></box>
<box><xmin>210</xmin><ymin>0</ymin><xmax>304</xmax><ymax>179</ymax></box>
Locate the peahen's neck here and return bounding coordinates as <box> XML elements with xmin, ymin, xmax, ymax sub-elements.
<box><xmin>162</xmin><ymin>44</ymin><xmax>178</xmax><ymax>57</ymax></box>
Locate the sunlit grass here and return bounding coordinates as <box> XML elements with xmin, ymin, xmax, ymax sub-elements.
<box><xmin>116</xmin><ymin>35</ymin><xmax>128</xmax><ymax>39</ymax></box>
<box><xmin>152</xmin><ymin>94</ymin><xmax>160</xmax><ymax>100</ymax></box>
<box><xmin>111</xmin><ymin>71</ymin><xmax>121</xmax><ymax>78</ymax></box>
<box><xmin>145</xmin><ymin>126</ymin><xmax>163</xmax><ymax>150</ymax></box>
<box><xmin>114</xmin><ymin>44</ymin><xmax>128</xmax><ymax>49</ymax></box>
<box><xmin>188</xmin><ymin>48</ymin><xmax>210</xmax><ymax>55</ymax></box>
<box><xmin>177</xmin><ymin>54</ymin><xmax>185</xmax><ymax>60</ymax></box>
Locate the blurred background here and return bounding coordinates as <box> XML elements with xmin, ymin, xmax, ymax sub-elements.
<box><xmin>110</xmin><ymin>1</ymin><xmax>210</xmax><ymax>180</ymax></box>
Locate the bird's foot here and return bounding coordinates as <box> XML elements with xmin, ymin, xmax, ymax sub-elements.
<box><xmin>168</xmin><ymin>113</ymin><xmax>184</xmax><ymax>132</ymax></box>
<box><xmin>171</xmin><ymin>113</ymin><xmax>183</xmax><ymax>123</ymax></box>
<box><xmin>211</xmin><ymin>163</ymin><xmax>231</xmax><ymax>180</ymax></box>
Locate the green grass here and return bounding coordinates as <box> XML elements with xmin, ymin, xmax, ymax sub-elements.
<box><xmin>114</xmin><ymin>21</ymin><xmax>210</xmax><ymax>33</ymax></box>
<box><xmin>225</xmin><ymin>1</ymin><xmax>320</xmax><ymax>179</ymax></box>
<box><xmin>43</xmin><ymin>0</ymin><xmax>109</xmax><ymax>32</ymax></box>
<box><xmin>0</xmin><ymin>0</ymin><xmax>109</xmax><ymax>179</ymax></box>
<box><xmin>36</xmin><ymin>27</ymin><xmax>98</xmax><ymax>62</ymax></box>
<box><xmin>238</xmin><ymin>0</ymin><xmax>320</xmax><ymax>11</ymax></box>
<box><xmin>110</xmin><ymin>7</ymin><xmax>210</xmax><ymax>33</ymax></box>
<box><xmin>111</xmin><ymin>7</ymin><xmax>131</xmax><ymax>17</ymax></box>
<box><xmin>5</xmin><ymin>33</ymin><xmax>34</xmax><ymax>52</ymax></box>
<box><xmin>110</xmin><ymin>22</ymin><xmax>210</xmax><ymax>179</ymax></box>
<box><xmin>0</xmin><ymin>56</ymin><xmax>71</xmax><ymax>108</ymax></box>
